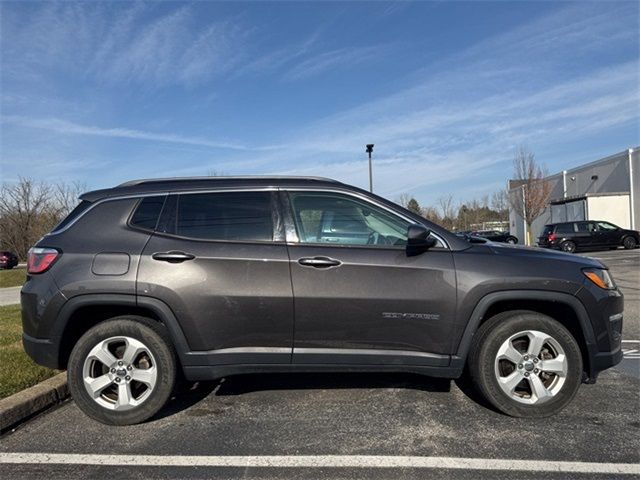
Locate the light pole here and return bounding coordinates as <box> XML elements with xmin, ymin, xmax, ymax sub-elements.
<box><xmin>366</xmin><ymin>144</ymin><xmax>374</xmax><ymax>192</ymax></box>
<box><xmin>521</xmin><ymin>184</ymin><xmax>528</xmax><ymax>245</ymax></box>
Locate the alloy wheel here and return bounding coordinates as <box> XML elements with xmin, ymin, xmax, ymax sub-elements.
<box><xmin>494</xmin><ymin>330</ymin><xmax>568</xmax><ymax>405</ymax></box>
<box><xmin>82</xmin><ymin>336</ymin><xmax>158</xmax><ymax>411</ymax></box>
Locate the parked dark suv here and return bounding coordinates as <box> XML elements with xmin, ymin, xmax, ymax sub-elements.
<box><xmin>22</xmin><ymin>177</ymin><xmax>623</xmax><ymax>425</ymax></box>
<box><xmin>538</xmin><ymin>221</ymin><xmax>639</xmax><ymax>253</ymax></box>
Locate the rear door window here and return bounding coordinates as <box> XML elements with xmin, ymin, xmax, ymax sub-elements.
<box><xmin>175</xmin><ymin>191</ymin><xmax>274</xmax><ymax>242</ymax></box>
<box><xmin>555</xmin><ymin>223</ymin><xmax>575</xmax><ymax>234</ymax></box>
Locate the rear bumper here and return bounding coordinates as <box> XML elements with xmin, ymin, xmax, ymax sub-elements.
<box><xmin>22</xmin><ymin>333</ymin><xmax>60</xmax><ymax>369</ymax></box>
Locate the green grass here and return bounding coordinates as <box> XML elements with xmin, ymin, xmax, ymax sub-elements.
<box><xmin>0</xmin><ymin>268</ymin><xmax>26</xmax><ymax>288</ymax></box>
<box><xmin>0</xmin><ymin>304</ymin><xmax>58</xmax><ymax>399</ymax></box>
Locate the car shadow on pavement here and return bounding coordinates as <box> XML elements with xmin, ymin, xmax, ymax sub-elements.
<box><xmin>151</xmin><ymin>372</ymin><xmax>506</xmax><ymax>421</ymax></box>
<box><xmin>151</xmin><ymin>380</ymin><xmax>220</xmax><ymax>421</ymax></box>
<box><xmin>152</xmin><ymin>372</ymin><xmax>454</xmax><ymax>421</ymax></box>
<box><xmin>212</xmin><ymin>372</ymin><xmax>452</xmax><ymax>396</ymax></box>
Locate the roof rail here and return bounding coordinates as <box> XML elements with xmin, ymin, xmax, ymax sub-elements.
<box><xmin>117</xmin><ymin>175</ymin><xmax>340</xmax><ymax>188</ymax></box>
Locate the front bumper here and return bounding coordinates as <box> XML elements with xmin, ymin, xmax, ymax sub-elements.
<box><xmin>577</xmin><ymin>282</ymin><xmax>624</xmax><ymax>382</ymax></box>
<box><xmin>583</xmin><ymin>346</ymin><xmax>623</xmax><ymax>383</ymax></box>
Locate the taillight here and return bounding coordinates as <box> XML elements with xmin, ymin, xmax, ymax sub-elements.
<box><xmin>0</xmin><ymin>255</ymin><xmax>6</xmax><ymax>261</ymax></box>
<box><xmin>27</xmin><ymin>248</ymin><xmax>60</xmax><ymax>274</ymax></box>
<box><xmin>548</xmin><ymin>233</ymin><xmax>556</xmax><ymax>242</ymax></box>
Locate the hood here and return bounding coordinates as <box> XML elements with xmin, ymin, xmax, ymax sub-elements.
<box><xmin>486</xmin><ymin>242</ymin><xmax>605</xmax><ymax>268</ymax></box>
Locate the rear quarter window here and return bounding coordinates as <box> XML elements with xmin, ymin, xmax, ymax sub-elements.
<box><xmin>130</xmin><ymin>196</ymin><xmax>167</xmax><ymax>231</ymax></box>
<box><xmin>51</xmin><ymin>200</ymin><xmax>92</xmax><ymax>233</ymax></box>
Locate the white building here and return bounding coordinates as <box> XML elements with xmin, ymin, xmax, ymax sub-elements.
<box><xmin>508</xmin><ymin>147</ymin><xmax>639</xmax><ymax>244</ymax></box>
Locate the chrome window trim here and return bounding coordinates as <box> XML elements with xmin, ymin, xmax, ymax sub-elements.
<box><xmin>46</xmin><ymin>185</ymin><xmax>449</xmax><ymax>250</ymax></box>
<box><xmin>46</xmin><ymin>187</ymin><xmax>279</xmax><ymax>236</ymax></box>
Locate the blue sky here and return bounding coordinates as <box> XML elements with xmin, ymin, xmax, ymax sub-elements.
<box><xmin>1</xmin><ymin>1</ymin><xmax>638</xmax><ymax>206</ymax></box>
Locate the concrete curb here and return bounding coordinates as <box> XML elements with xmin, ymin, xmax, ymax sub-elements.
<box><xmin>0</xmin><ymin>372</ymin><xmax>68</xmax><ymax>433</ymax></box>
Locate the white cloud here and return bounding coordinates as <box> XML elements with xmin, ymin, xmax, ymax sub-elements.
<box><xmin>284</xmin><ymin>45</ymin><xmax>391</xmax><ymax>80</ymax></box>
<box><xmin>1</xmin><ymin>116</ymin><xmax>250</xmax><ymax>151</ymax></box>
<box><xmin>1</xmin><ymin>3</ymin><xmax>248</xmax><ymax>87</ymax></box>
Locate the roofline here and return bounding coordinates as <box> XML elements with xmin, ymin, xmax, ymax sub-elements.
<box><xmin>507</xmin><ymin>146</ymin><xmax>639</xmax><ymax>193</ymax></box>
<box><xmin>117</xmin><ymin>175</ymin><xmax>341</xmax><ymax>188</ymax></box>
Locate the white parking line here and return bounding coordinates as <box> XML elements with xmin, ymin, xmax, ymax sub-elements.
<box><xmin>0</xmin><ymin>453</ymin><xmax>639</xmax><ymax>474</ymax></box>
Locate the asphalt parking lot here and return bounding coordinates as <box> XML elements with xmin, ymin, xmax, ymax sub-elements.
<box><xmin>1</xmin><ymin>248</ymin><xmax>638</xmax><ymax>479</ymax></box>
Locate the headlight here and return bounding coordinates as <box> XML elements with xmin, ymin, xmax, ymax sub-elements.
<box><xmin>582</xmin><ymin>268</ymin><xmax>616</xmax><ymax>290</ymax></box>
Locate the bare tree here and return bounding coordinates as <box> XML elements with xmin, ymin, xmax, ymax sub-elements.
<box><xmin>509</xmin><ymin>146</ymin><xmax>551</xmax><ymax>245</ymax></box>
<box><xmin>491</xmin><ymin>189</ymin><xmax>509</xmax><ymax>219</ymax></box>
<box><xmin>0</xmin><ymin>178</ymin><xmax>56</xmax><ymax>259</ymax></box>
<box><xmin>421</xmin><ymin>206</ymin><xmax>441</xmax><ymax>224</ymax></box>
<box><xmin>396</xmin><ymin>194</ymin><xmax>411</xmax><ymax>209</ymax></box>
<box><xmin>0</xmin><ymin>178</ymin><xmax>86</xmax><ymax>260</ymax></box>
<box><xmin>53</xmin><ymin>181</ymin><xmax>87</xmax><ymax>216</ymax></box>
<box><xmin>437</xmin><ymin>195</ymin><xmax>457</xmax><ymax>230</ymax></box>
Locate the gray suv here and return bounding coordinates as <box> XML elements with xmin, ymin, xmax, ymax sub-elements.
<box><xmin>21</xmin><ymin>177</ymin><xmax>623</xmax><ymax>425</ymax></box>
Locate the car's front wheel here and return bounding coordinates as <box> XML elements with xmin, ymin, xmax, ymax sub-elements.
<box><xmin>68</xmin><ymin>316</ymin><xmax>176</xmax><ymax>425</ymax></box>
<box><xmin>468</xmin><ymin>311</ymin><xmax>583</xmax><ymax>417</ymax></box>
<box><xmin>623</xmin><ymin>236</ymin><xmax>637</xmax><ymax>249</ymax></box>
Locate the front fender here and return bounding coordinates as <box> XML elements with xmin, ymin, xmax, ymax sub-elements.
<box><xmin>450</xmin><ymin>290</ymin><xmax>597</xmax><ymax>375</ymax></box>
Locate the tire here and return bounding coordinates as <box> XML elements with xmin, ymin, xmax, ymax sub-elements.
<box><xmin>506</xmin><ymin>237</ymin><xmax>517</xmax><ymax>244</ymax></box>
<box><xmin>67</xmin><ymin>316</ymin><xmax>177</xmax><ymax>426</ymax></box>
<box><xmin>468</xmin><ymin>310</ymin><xmax>583</xmax><ymax>417</ymax></box>
<box><xmin>623</xmin><ymin>236</ymin><xmax>637</xmax><ymax>250</ymax></box>
<box><xmin>560</xmin><ymin>240</ymin><xmax>576</xmax><ymax>253</ymax></box>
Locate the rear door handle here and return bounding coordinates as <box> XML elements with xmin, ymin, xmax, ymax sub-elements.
<box><xmin>152</xmin><ymin>251</ymin><xmax>196</xmax><ymax>263</ymax></box>
<box><xmin>298</xmin><ymin>256</ymin><xmax>342</xmax><ymax>268</ymax></box>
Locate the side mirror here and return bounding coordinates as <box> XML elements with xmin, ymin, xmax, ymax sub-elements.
<box><xmin>406</xmin><ymin>224</ymin><xmax>437</xmax><ymax>256</ymax></box>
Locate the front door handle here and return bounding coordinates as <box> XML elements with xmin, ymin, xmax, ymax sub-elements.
<box><xmin>152</xmin><ymin>251</ymin><xmax>196</xmax><ymax>263</ymax></box>
<box><xmin>298</xmin><ymin>256</ymin><xmax>342</xmax><ymax>268</ymax></box>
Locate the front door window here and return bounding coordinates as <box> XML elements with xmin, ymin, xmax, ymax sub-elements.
<box><xmin>289</xmin><ymin>192</ymin><xmax>411</xmax><ymax>247</ymax></box>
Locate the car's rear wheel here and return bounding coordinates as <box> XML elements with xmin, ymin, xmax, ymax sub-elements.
<box><xmin>68</xmin><ymin>316</ymin><xmax>176</xmax><ymax>425</ymax></box>
<box><xmin>623</xmin><ymin>236</ymin><xmax>637</xmax><ymax>249</ymax></box>
<box><xmin>468</xmin><ymin>310</ymin><xmax>583</xmax><ymax>417</ymax></box>
<box><xmin>560</xmin><ymin>240</ymin><xmax>576</xmax><ymax>253</ymax></box>
<box><xmin>506</xmin><ymin>236</ymin><xmax>517</xmax><ymax>244</ymax></box>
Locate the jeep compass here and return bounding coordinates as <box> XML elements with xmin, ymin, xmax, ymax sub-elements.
<box><xmin>21</xmin><ymin>177</ymin><xmax>623</xmax><ymax>425</ymax></box>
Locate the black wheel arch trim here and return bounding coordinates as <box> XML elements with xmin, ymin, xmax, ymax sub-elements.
<box><xmin>451</xmin><ymin>290</ymin><xmax>597</xmax><ymax>373</ymax></box>
<box><xmin>51</xmin><ymin>293</ymin><xmax>193</xmax><ymax>368</ymax></box>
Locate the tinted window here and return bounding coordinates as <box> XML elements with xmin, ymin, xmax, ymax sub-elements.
<box><xmin>130</xmin><ymin>196</ymin><xmax>166</xmax><ymax>231</ymax></box>
<box><xmin>52</xmin><ymin>200</ymin><xmax>92</xmax><ymax>232</ymax></box>
<box><xmin>555</xmin><ymin>223</ymin><xmax>575</xmax><ymax>234</ymax></box>
<box><xmin>576</xmin><ymin>222</ymin><xmax>597</xmax><ymax>233</ymax></box>
<box><xmin>289</xmin><ymin>192</ymin><xmax>411</xmax><ymax>246</ymax></box>
<box><xmin>596</xmin><ymin>221</ymin><xmax>618</xmax><ymax>231</ymax></box>
<box><xmin>176</xmin><ymin>192</ymin><xmax>273</xmax><ymax>241</ymax></box>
